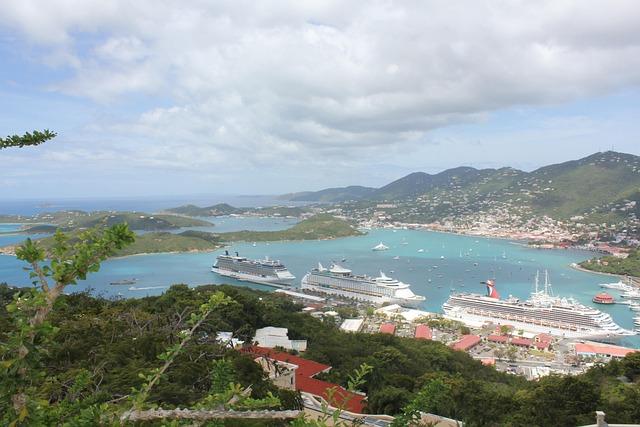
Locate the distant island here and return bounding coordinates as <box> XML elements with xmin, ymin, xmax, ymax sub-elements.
<box><xmin>1</xmin><ymin>214</ymin><xmax>361</xmax><ymax>257</ymax></box>
<box><xmin>164</xmin><ymin>203</ymin><xmax>308</xmax><ymax>218</ymax></box>
<box><xmin>0</xmin><ymin>210</ymin><xmax>212</xmax><ymax>232</ymax></box>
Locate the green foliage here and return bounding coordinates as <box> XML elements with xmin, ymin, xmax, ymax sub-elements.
<box><xmin>580</xmin><ymin>248</ymin><xmax>640</xmax><ymax>277</ymax></box>
<box><xmin>0</xmin><ymin>129</ymin><xmax>56</xmax><ymax>149</ymax></box>
<box><xmin>219</xmin><ymin>214</ymin><xmax>362</xmax><ymax>242</ymax></box>
<box><xmin>1</xmin><ymin>224</ymin><xmax>135</xmax><ymax>426</ymax></box>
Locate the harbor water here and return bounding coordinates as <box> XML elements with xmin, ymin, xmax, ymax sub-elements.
<box><xmin>1</xmin><ymin>219</ymin><xmax>639</xmax><ymax>348</ymax></box>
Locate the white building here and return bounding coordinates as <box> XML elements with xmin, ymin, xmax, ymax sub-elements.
<box><xmin>253</xmin><ymin>326</ymin><xmax>308</xmax><ymax>351</ymax></box>
<box><xmin>340</xmin><ymin>318</ymin><xmax>364</xmax><ymax>333</ymax></box>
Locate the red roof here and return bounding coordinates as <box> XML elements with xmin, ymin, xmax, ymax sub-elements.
<box><xmin>487</xmin><ymin>334</ymin><xmax>508</xmax><ymax>343</ymax></box>
<box><xmin>534</xmin><ymin>333</ymin><xmax>553</xmax><ymax>343</ymax></box>
<box><xmin>451</xmin><ymin>334</ymin><xmax>481</xmax><ymax>351</ymax></box>
<box><xmin>534</xmin><ymin>341</ymin><xmax>550</xmax><ymax>350</ymax></box>
<box><xmin>379</xmin><ymin>322</ymin><xmax>396</xmax><ymax>335</ymax></box>
<box><xmin>415</xmin><ymin>324</ymin><xmax>432</xmax><ymax>340</ymax></box>
<box><xmin>511</xmin><ymin>337</ymin><xmax>532</xmax><ymax>347</ymax></box>
<box><xmin>242</xmin><ymin>346</ymin><xmax>366</xmax><ymax>413</ymax></box>
<box><xmin>479</xmin><ymin>357</ymin><xmax>496</xmax><ymax>366</ymax></box>
<box><xmin>575</xmin><ymin>343</ymin><xmax>637</xmax><ymax>358</ymax></box>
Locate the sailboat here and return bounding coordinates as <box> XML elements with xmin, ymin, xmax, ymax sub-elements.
<box><xmin>372</xmin><ymin>242</ymin><xmax>389</xmax><ymax>251</ymax></box>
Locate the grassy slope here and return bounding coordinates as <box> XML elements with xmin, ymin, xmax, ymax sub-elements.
<box><xmin>114</xmin><ymin>232</ymin><xmax>221</xmax><ymax>256</ymax></box>
<box><xmin>217</xmin><ymin>214</ymin><xmax>362</xmax><ymax>242</ymax></box>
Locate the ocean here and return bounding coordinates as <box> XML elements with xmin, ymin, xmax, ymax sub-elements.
<box><xmin>1</xmin><ymin>214</ymin><xmax>638</xmax><ymax>348</ymax></box>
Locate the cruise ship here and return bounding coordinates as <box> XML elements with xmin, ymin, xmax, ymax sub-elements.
<box><xmin>300</xmin><ymin>263</ymin><xmax>426</xmax><ymax>308</ymax></box>
<box><xmin>442</xmin><ymin>273</ymin><xmax>634</xmax><ymax>339</ymax></box>
<box><xmin>211</xmin><ymin>251</ymin><xmax>295</xmax><ymax>287</ymax></box>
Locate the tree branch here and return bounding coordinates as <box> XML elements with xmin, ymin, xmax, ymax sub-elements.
<box><xmin>120</xmin><ymin>408</ymin><xmax>302</xmax><ymax>421</ymax></box>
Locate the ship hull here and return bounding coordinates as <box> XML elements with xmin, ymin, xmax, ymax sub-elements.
<box><xmin>211</xmin><ymin>267</ymin><xmax>294</xmax><ymax>288</ymax></box>
<box><xmin>301</xmin><ymin>274</ymin><xmax>424</xmax><ymax>308</ymax></box>
<box><xmin>442</xmin><ymin>299</ymin><xmax>634</xmax><ymax>339</ymax></box>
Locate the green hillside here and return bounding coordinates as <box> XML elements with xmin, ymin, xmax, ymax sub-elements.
<box><xmin>218</xmin><ymin>214</ymin><xmax>362</xmax><ymax>241</ymax></box>
<box><xmin>164</xmin><ymin>203</ymin><xmax>242</xmax><ymax>216</ymax></box>
<box><xmin>0</xmin><ymin>211</ymin><xmax>212</xmax><ymax>232</ymax></box>
<box><xmin>22</xmin><ymin>214</ymin><xmax>360</xmax><ymax>257</ymax></box>
<box><xmin>285</xmin><ymin>151</ymin><xmax>640</xmax><ymax>225</ymax></box>
<box><xmin>283</xmin><ymin>185</ymin><xmax>376</xmax><ymax>202</ymax></box>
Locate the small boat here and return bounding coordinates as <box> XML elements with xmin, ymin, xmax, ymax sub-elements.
<box><xmin>393</xmin><ymin>256</ymin><xmax>400</xmax><ymax>260</ymax></box>
<box><xmin>372</xmin><ymin>242</ymin><xmax>389</xmax><ymax>251</ymax></box>
<box><xmin>252</xmin><ymin>242</ymin><xmax>257</xmax><ymax>247</ymax></box>
<box><xmin>440</xmin><ymin>255</ymin><xmax>445</xmax><ymax>259</ymax></box>
<box><xmin>418</xmin><ymin>249</ymin><xmax>424</xmax><ymax>253</ymax></box>
<box><xmin>592</xmin><ymin>292</ymin><xmax>615</xmax><ymax>304</ymax></box>
<box><xmin>110</xmin><ymin>278</ymin><xmax>138</xmax><ymax>285</ymax></box>
<box><xmin>341</xmin><ymin>258</ymin><xmax>347</xmax><ymax>262</ymax></box>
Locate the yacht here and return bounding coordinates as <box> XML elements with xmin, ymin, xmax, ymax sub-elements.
<box><xmin>372</xmin><ymin>242</ymin><xmax>389</xmax><ymax>251</ymax></box>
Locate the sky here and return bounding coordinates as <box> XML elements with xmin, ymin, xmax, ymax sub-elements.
<box><xmin>1</xmin><ymin>0</ymin><xmax>640</xmax><ymax>198</ymax></box>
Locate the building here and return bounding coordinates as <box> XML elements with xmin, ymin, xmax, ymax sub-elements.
<box><xmin>253</xmin><ymin>326</ymin><xmax>308</xmax><ymax>351</ymax></box>
<box><xmin>511</xmin><ymin>337</ymin><xmax>533</xmax><ymax>347</ymax></box>
<box><xmin>379</xmin><ymin>322</ymin><xmax>396</xmax><ymax>335</ymax></box>
<box><xmin>243</xmin><ymin>346</ymin><xmax>366</xmax><ymax>413</ymax></box>
<box><xmin>340</xmin><ymin>318</ymin><xmax>364</xmax><ymax>333</ymax></box>
<box><xmin>374</xmin><ymin>304</ymin><xmax>434</xmax><ymax>322</ymax></box>
<box><xmin>451</xmin><ymin>334</ymin><xmax>481</xmax><ymax>351</ymax></box>
<box><xmin>415</xmin><ymin>324</ymin><xmax>432</xmax><ymax>340</ymax></box>
<box><xmin>487</xmin><ymin>334</ymin><xmax>508</xmax><ymax>344</ymax></box>
<box><xmin>255</xmin><ymin>356</ymin><xmax>297</xmax><ymax>390</ymax></box>
<box><xmin>574</xmin><ymin>342</ymin><xmax>637</xmax><ymax>360</ymax></box>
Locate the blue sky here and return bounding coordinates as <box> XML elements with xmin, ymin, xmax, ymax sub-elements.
<box><xmin>1</xmin><ymin>1</ymin><xmax>640</xmax><ymax>198</ymax></box>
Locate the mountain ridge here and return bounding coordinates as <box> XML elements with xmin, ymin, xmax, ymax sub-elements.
<box><xmin>279</xmin><ymin>151</ymin><xmax>640</xmax><ymax>220</ymax></box>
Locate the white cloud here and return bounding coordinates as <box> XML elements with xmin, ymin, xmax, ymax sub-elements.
<box><xmin>1</xmin><ymin>0</ymin><xmax>640</xmax><ymax>194</ymax></box>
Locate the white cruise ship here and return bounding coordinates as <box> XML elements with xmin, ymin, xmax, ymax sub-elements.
<box><xmin>301</xmin><ymin>263</ymin><xmax>425</xmax><ymax>308</ymax></box>
<box><xmin>442</xmin><ymin>273</ymin><xmax>634</xmax><ymax>339</ymax></box>
<box><xmin>212</xmin><ymin>251</ymin><xmax>295</xmax><ymax>287</ymax></box>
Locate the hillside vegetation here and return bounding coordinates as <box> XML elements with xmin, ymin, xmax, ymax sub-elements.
<box><xmin>282</xmin><ymin>151</ymin><xmax>640</xmax><ymax>221</ymax></box>
<box><xmin>165</xmin><ymin>203</ymin><xmax>308</xmax><ymax>218</ymax></box>
<box><xmin>26</xmin><ymin>214</ymin><xmax>360</xmax><ymax>257</ymax></box>
<box><xmin>219</xmin><ymin>213</ymin><xmax>361</xmax><ymax>242</ymax></box>
<box><xmin>0</xmin><ymin>211</ymin><xmax>212</xmax><ymax>231</ymax></box>
<box><xmin>164</xmin><ymin>203</ymin><xmax>243</xmax><ymax>216</ymax></box>
<box><xmin>580</xmin><ymin>249</ymin><xmax>640</xmax><ymax>277</ymax></box>
<box><xmin>1</xmin><ymin>283</ymin><xmax>638</xmax><ymax>426</ymax></box>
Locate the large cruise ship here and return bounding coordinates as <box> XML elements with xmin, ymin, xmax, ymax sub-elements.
<box><xmin>300</xmin><ymin>263</ymin><xmax>426</xmax><ymax>308</ymax></box>
<box><xmin>442</xmin><ymin>273</ymin><xmax>634</xmax><ymax>339</ymax></box>
<box><xmin>211</xmin><ymin>251</ymin><xmax>295</xmax><ymax>287</ymax></box>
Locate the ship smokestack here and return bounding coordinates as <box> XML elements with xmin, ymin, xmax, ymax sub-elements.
<box><xmin>482</xmin><ymin>279</ymin><xmax>500</xmax><ymax>299</ymax></box>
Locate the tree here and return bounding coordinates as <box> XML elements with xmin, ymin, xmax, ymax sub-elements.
<box><xmin>1</xmin><ymin>225</ymin><xmax>135</xmax><ymax>425</ymax></box>
<box><xmin>0</xmin><ymin>130</ymin><xmax>56</xmax><ymax>149</ymax></box>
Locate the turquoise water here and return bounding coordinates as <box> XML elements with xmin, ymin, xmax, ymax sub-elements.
<box><xmin>1</xmin><ymin>221</ymin><xmax>638</xmax><ymax>347</ymax></box>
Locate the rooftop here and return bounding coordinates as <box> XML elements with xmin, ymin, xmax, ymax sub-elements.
<box><xmin>575</xmin><ymin>342</ymin><xmax>637</xmax><ymax>358</ymax></box>
<box><xmin>452</xmin><ymin>334</ymin><xmax>481</xmax><ymax>351</ymax></box>
<box><xmin>415</xmin><ymin>324</ymin><xmax>432</xmax><ymax>340</ymax></box>
<box><xmin>243</xmin><ymin>346</ymin><xmax>366</xmax><ymax>413</ymax></box>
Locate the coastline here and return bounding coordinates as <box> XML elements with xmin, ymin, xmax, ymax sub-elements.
<box><xmin>569</xmin><ymin>262</ymin><xmax>640</xmax><ymax>283</ymax></box>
